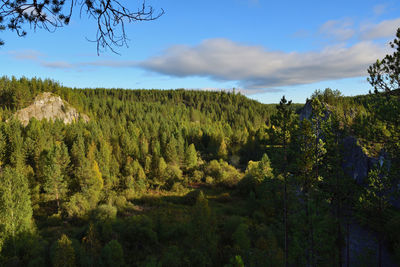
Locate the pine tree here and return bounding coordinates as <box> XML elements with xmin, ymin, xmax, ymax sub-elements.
<box><xmin>368</xmin><ymin>28</ymin><xmax>400</xmax><ymax>93</ymax></box>
<box><xmin>362</xmin><ymin>160</ymin><xmax>392</xmax><ymax>267</ymax></box>
<box><xmin>152</xmin><ymin>156</ymin><xmax>167</xmax><ymax>188</ymax></box>
<box><xmin>0</xmin><ymin>166</ymin><xmax>33</xmax><ymax>252</ymax></box>
<box><xmin>0</xmin><ymin>130</ymin><xmax>5</xmax><ymax>166</ymax></box>
<box><xmin>227</xmin><ymin>255</ymin><xmax>245</xmax><ymax>267</ymax></box>
<box><xmin>97</xmin><ymin>140</ymin><xmax>113</xmax><ymax>191</ymax></box>
<box><xmin>321</xmin><ymin>113</ymin><xmax>350</xmax><ymax>266</ymax></box>
<box><xmin>4</xmin><ymin>120</ymin><xmax>25</xmax><ymax>169</ymax></box>
<box><xmin>165</xmin><ymin>138</ymin><xmax>178</xmax><ymax>164</ymax></box>
<box><xmin>185</xmin><ymin>143</ymin><xmax>198</xmax><ymax>169</ymax></box>
<box><xmin>42</xmin><ymin>145</ymin><xmax>68</xmax><ymax>213</ymax></box>
<box><xmin>52</xmin><ymin>234</ymin><xmax>76</xmax><ymax>267</ymax></box>
<box><xmin>102</xmin><ymin>240</ymin><xmax>125</xmax><ymax>267</ymax></box>
<box><xmin>217</xmin><ymin>138</ymin><xmax>228</xmax><ymax>160</ymax></box>
<box><xmin>189</xmin><ymin>191</ymin><xmax>217</xmax><ymax>266</ymax></box>
<box><xmin>272</xmin><ymin>95</ymin><xmax>294</xmax><ymax>267</ymax></box>
<box><xmin>294</xmin><ymin>114</ymin><xmax>326</xmax><ymax>266</ymax></box>
<box><xmin>67</xmin><ymin>137</ymin><xmax>104</xmax><ymax>215</ymax></box>
<box><xmin>82</xmin><ymin>223</ymin><xmax>101</xmax><ymax>267</ymax></box>
<box><xmin>245</xmin><ymin>153</ymin><xmax>273</xmax><ymax>184</ymax></box>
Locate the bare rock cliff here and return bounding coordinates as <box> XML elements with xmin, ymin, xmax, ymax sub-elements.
<box><xmin>298</xmin><ymin>100</ymin><xmax>387</xmax><ymax>185</ymax></box>
<box><xmin>12</xmin><ymin>92</ymin><xmax>89</xmax><ymax>126</ymax></box>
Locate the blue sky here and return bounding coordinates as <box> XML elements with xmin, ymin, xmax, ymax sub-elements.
<box><xmin>1</xmin><ymin>0</ymin><xmax>399</xmax><ymax>103</ymax></box>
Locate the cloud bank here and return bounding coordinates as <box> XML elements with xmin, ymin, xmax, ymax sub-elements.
<box><xmin>137</xmin><ymin>16</ymin><xmax>400</xmax><ymax>91</ymax></box>
<box><xmin>361</xmin><ymin>18</ymin><xmax>400</xmax><ymax>40</ymax></box>
<box><xmin>139</xmin><ymin>38</ymin><xmax>387</xmax><ymax>89</ymax></box>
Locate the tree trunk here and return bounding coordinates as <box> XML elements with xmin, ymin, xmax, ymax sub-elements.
<box><xmin>378</xmin><ymin>237</ymin><xmax>382</xmax><ymax>267</ymax></box>
<box><xmin>284</xmin><ymin>176</ymin><xmax>288</xmax><ymax>267</ymax></box>
<box><xmin>378</xmin><ymin>197</ymin><xmax>382</xmax><ymax>267</ymax></box>
<box><xmin>310</xmin><ymin>203</ymin><xmax>314</xmax><ymax>267</ymax></box>
<box><xmin>336</xmin><ymin>136</ymin><xmax>343</xmax><ymax>267</ymax></box>
<box><xmin>283</xmin><ymin>136</ymin><xmax>289</xmax><ymax>267</ymax></box>
<box><xmin>311</xmin><ymin>120</ymin><xmax>319</xmax><ymax>267</ymax></box>
<box><xmin>337</xmin><ymin>201</ymin><xmax>342</xmax><ymax>267</ymax></box>
<box><xmin>56</xmin><ymin>188</ymin><xmax>60</xmax><ymax>213</ymax></box>
<box><xmin>346</xmin><ymin>220</ymin><xmax>350</xmax><ymax>267</ymax></box>
<box><xmin>306</xmin><ymin>190</ymin><xmax>312</xmax><ymax>267</ymax></box>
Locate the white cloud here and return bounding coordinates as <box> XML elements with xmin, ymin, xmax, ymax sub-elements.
<box><xmin>360</xmin><ymin>18</ymin><xmax>400</xmax><ymax>40</ymax></box>
<box><xmin>319</xmin><ymin>19</ymin><xmax>355</xmax><ymax>41</ymax></box>
<box><xmin>139</xmin><ymin>38</ymin><xmax>388</xmax><ymax>89</ymax></box>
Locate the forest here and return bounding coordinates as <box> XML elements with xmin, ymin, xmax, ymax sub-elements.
<box><xmin>0</xmin><ymin>75</ymin><xmax>399</xmax><ymax>267</ymax></box>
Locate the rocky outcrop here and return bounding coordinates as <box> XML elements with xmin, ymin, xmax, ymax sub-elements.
<box><xmin>298</xmin><ymin>99</ymin><xmax>332</xmax><ymax>121</ymax></box>
<box><xmin>12</xmin><ymin>92</ymin><xmax>89</xmax><ymax>126</ymax></box>
<box><xmin>299</xmin><ymin>100</ymin><xmax>313</xmax><ymax>121</ymax></box>
<box><xmin>342</xmin><ymin>136</ymin><xmax>372</xmax><ymax>184</ymax></box>
<box><xmin>298</xmin><ymin>101</ymin><xmax>386</xmax><ymax>185</ymax></box>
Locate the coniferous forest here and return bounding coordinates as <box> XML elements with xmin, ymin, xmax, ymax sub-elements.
<box><xmin>0</xmin><ymin>75</ymin><xmax>400</xmax><ymax>266</ymax></box>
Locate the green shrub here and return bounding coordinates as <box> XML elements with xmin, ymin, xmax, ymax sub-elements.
<box><xmin>93</xmin><ymin>204</ymin><xmax>117</xmax><ymax>222</ymax></box>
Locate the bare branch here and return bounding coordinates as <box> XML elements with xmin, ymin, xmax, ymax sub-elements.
<box><xmin>0</xmin><ymin>0</ymin><xmax>164</xmax><ymax>54</ymax></box>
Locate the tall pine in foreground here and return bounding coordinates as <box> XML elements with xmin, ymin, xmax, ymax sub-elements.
<box><xmin>293</xmin><ymin>98</ymin><xmax>327</xmax><ymax>266</ymax></box>
<box><xmin>271</xmin><ymin>95</ymin><xmax>294</xmax><ymax>267</ymax></box>
<box><xmin>321</xmin><ymin>113</ymin><xmax>346</xmax><ymax>266</ymax></box>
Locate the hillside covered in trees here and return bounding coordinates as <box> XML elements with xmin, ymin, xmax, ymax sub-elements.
<box><xmin>0</xmin><ymin>76</ymin><xmax>399</xmax><ymax>266</ymax></box>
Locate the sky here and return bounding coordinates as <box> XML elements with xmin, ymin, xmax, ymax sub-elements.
<box><xmin>1</xmin><ymin>0</ymin><xmax>399</xmax><ymax>103</ymax></box>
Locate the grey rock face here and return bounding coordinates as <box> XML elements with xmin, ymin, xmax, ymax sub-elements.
<box><xmin>342</xmin><ymin>136</ymin><xmax>370</xmax><ymax>184</ymax></box>
<box><xmin>299</xmin><ymin>101</ymin><xmax>382</xmax><ymax>184</ymax></box>
<box><xmin>342</xmin><ymin>137</ymin><xmax>392</xmax><ymax>185</ymax></box>
<box><xmin>298</xmin><ymin>99</ymin><xmax>331</xmax><ymax>121</ymax></box>
<box><xmin>12</xmin><ymin>92</ymin><xmax>89</xmax><ymax>126</ymax></box>
<box><xmin>299</xmin><ymin>100</ymin><xmax>313</xmax><ymax>121</ymax></box>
